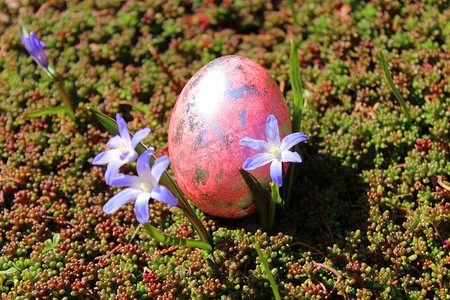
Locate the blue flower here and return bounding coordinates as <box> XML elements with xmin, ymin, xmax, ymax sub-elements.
<box><xmin>22</xmin><ymin>31</ymin><xmax>49</xmax><ymax>68</ymax></box>
<box><xmin>104</xmin><ymin>148</ymin><xmax>178</xmax><ymax>223</ymax></box>
<box><xmin>93</xmin><ymin>113</ymin><xmax>151</xmax><ymax>185</ymax></box>
<box><xmin>240</xmin><ymin>114</ymin><xmax>307</xmax><ymax>187</ymax></box>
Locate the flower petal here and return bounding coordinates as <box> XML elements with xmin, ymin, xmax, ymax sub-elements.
<box><xmin>151</xmin><ymin>156</ymin><xmax>170</xmax><ymax>182</ymax></box>
<box><xmin>22</xmin><ymin>35</ymin><xmax>32</xmax><ymax>54</ymax></box>
<box><xmin>270</xmin><ymin>160</ymin><xmax>283</xmax><ymax>187</ymax></box>
<box><xmin>280</xmin><ymin>132</ymin><xmax>308</xmax><ymax>151</ymax></box>
<box><xmin>106</xmin><ymin>135</ymin><xmax>126</xmax><ymax>149</ymax></box>
<box><xmin>109</xmin><ymin>173</ymin><xmax>139</xmax><ymax>187</ymax></box>
<box><xmin>266</xmin><ymin>115</ymin><xmax>281</xmax><ymax>146</ymax></box>
<box><xmin>27</xmin><ymin>31</ymin><xmax>48</xmax><ymax>68</ymax></box>
<box><xmin>134</xmin><ymin>192</ymin><xmax>151</xmax><ymax>223</ymax></box>
<box><xmin>103</xmin><ymin>188</ymin><xmax>140</xmax><ymax>214</ymax></box>
<box><xmin>131</xmin><ymin>127</ymin><xmax>151</xmax><ymax>149</ymax></box>
<box><xmin>105</xmin><ymin>160</ymin><xmax>125</xmax><ymax>185</ymax></box>
<box><xmin>281</xmin><ymin>150</ymin><xmax>302</xmax><ymax>163</ymax></box>
<box><xmin>116</xmin><ymin>114</ymin><xmax>131</xmax><ymax>145</ymax></box>
<box><xmin>92</xmin><ymin>149</ymin><xmax>119</xmax><ymax>165</ymax></box>
<box><xmin>151</xmin><ymin>185</ymin><xmax>179</xmax><ymax>207</ymax></box>
<box><xmin>243</xmin><ymin>153</ymin><xmax>273</xmax><ymax>170</ymax></box>
<box><xmin>136</xmin><ymin>148</ymin><xmax>154</xmax><ymax>180</ymax></box>
<box><xmin>240</xmin><ymin>136</ymin><xmax>270</xmax><ymax>152</ymax></box>
<box><xmin>119</xmin><ymin>150</ymin><xmax>138</xmax><ymax>163</ymax></box>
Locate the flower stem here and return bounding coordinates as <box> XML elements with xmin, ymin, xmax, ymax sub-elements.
<box><xmin>142</xmin><ymin>223</ymin><xmax>213</xmax><ymax>252</ymax></box>
<box><xmin>52</xmin><ymin>73</ymin><xmax>76</xmax><ymax>121</ymax></box>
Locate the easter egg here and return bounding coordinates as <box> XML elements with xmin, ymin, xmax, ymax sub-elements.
<box><xmin>168</xmin><ymin>55</ymin><xmax>292</xmax><ymax>218</ymax></box>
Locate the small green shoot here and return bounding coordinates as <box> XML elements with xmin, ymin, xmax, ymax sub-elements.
<box><xmin>268</xmin><ymin>182</ymin><xmax>283</xmax><ymax>233</ymax></box>
<box><xmin>378</xmin><ymin>49</ymin><xmax>412</xmax><ymax>124</ymax></box>
<box><xmin>255</xmin><ymin>242</ymin><xmax>281</xmax><ymax>300</ymax></box>
<box><xmin>288</xmin><ymin>0</ymin><xmax>298</xmax><ymax>24</ymax></box>
<box><xmin>43</xmin><ymin>233</ymin><xmax>61</xmax><ymax>253</ymax></box>
<box><xmin>284</xmin><ymin>40</ymin><xmax>307</xmax><ymax>207</ymax></box>
<box><xmin>289</xmin><ymin>40</ymin><xmax>305</xmax><ymax>133</ymax></box>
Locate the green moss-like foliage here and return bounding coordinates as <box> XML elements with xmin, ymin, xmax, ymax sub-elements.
<box><xmin>0</xmin><ymin>0</ymin><xmax>449</xmax><ymax>298</ymax></box>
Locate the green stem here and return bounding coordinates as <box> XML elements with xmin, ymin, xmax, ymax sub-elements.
<box><xmin>378</xmin><ymin>50</ymin><xmax>412</xmax><ymax>124</ymax></box>
<box><xmin>269</xmin><ymin>182</ymin><xmax>283</xmax><ymax>234</ymax></box>
<box><xmin>255</xmin><ymin>243</ymin><xmax>281</xmax><ymax>300</ymax></box>
<box><xmin>143</xmin><ymin>223</ymin><xmax>213</xmax><ymax>252</ymax></box>
<box><xmin>53</xmin><ymin>74</ymin><xmax>76</xmax><ymax>121</ymax></box>
<box><xmin>268</xmin><ymin>186</ymin><xmax>276</xmax><ymax>235</ymax></box>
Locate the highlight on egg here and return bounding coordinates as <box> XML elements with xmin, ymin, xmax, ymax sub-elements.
<box><xmin>168</xmin><ymin>55</ymin><xmax>292</xmax><ymax>218</ymax></box>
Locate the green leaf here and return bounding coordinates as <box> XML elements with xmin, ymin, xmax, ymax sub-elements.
<box><xmin>255</xmin><ymin>243</ymin><xmax>281</xmax><ymax>300</ymax></box>
<box><xmin>23</xmin><ymin>106</ymin><xmax>72</xmax><ymax>118</ymax></box>
<box><xmin>288</xmin><ymin>0</ymin><xmax>298</xmax><ymax>24</ymax></box>
<box><xmin>378</xmin><ymin>50</ymin><xmax>412</xmax><ymax>124</ymax></box>
<box><xmin>52</xmin><ymin>233</ymin><xmax>60</xmax><ymax>245</ymax></box>
<box><xmin>87</xmin><ymin>107</ymin><xmax>213</xmax><ymax>247</ymax></box>
<box><xmin>239</xmin><ymin>169</ymin><xmax>269</xmax><ymax>232</ymax></box>
<box><xmin>289</xmin><ymin>40</ymin><xmax>305</xmax><ymax>133</ymax></box>
<box><xmin>143</xmin><ymin>223</ymin><xmax>212</xmax><ymax>252</ymax></box>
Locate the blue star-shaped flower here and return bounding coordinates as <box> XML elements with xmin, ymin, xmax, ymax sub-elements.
<box><xmin>104</xmin><ymin>148</ymin><xmax>178</xmax><ymax>223</ymax></box>
<box><xmin>93</xmin><ymin>113</ymin><xmax>151</xmax><ymax>184</ymax></box>
<box><xmin>240</xmin><ymin>114</ymin><xmax>307</xmax><ymax>187</ymax></box>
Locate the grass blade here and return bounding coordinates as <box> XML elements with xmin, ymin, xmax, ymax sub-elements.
<box><xmin>288</xmin><ymin>0</ymin><xmax>298</xmax><ymax>24</ymax></box>
<box><xmin>378</xmin><ymin>49</ymin><xmax>412</xmax><ymax>124</ymax></box>
<box><xmin>143</xmin><ymin>223</ymin><xmax>212</xmax><ymax>252</ymax></box>
<box><xmin>255</xmin><ymin>243</ymin><xmax>281</xmax><ymax>300</ymax></box>
<box><xmin>289</xmin><ymin>40</ymin><xmax>304</xmax><ymax>133</ymax></box>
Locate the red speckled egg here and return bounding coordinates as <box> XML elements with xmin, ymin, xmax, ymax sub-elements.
<box><xmin>168</xmin><ymin>55</ymin><xmax>291</xmax><ymax>218</ymax></box>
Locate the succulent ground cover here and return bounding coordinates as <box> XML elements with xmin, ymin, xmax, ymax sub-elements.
<box><xmin>0</xmin><ymin>0</ymin><xmax>449</xmax><ymax>298</ymax></box>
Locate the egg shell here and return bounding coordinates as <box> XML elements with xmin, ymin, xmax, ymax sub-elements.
<box><xmin>168</xmin><ymin>55</ymin><xmax>292</xmax><ymax>218</ymax></box>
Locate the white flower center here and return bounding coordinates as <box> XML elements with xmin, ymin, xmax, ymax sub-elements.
<box><xmin>140</xmin><ymin>182</ymin><xmax>150</xmax><ymax>192</ymax></box>
<box><xmin>269</xmin><ymin>146</ymin><xmax>281</xmax><ymax>160</ymax></box>
<box><xmin>118</xmin><ymin>146</ymin><xmax>127</xmax><ymax>153</ymax></box>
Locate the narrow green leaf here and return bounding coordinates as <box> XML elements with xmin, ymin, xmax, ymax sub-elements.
<box><xmin>143</xmin><ymin>223</ymin><xmax>213</xmax><ymax>252</ymax></box>
<box><xmin>286</xmin><ymin>41</ymin><xmax>306</xmax><ymax>211</ymax></box>
<box><xmin>23</xmin><ymin>106</ymin><xmax>71</xmax><ymax>118</ymax></box>
<box><xmin>87</xmin><ymin>107</ymin><xmax>213</xmax><ymax>246</ymax></box>
<box><xmin>255</xmin><ymin>243</ymin><xmax>281</xmax><ymax>300</ymax></box>
<box><xmin>289</xmin><ymin>40</ymin><xmax>304</xmax><ymax>133</ymax></box>
<box><xmin>288</xmin><ymin>0</ymin><xmax>298</xmax><ymax>24</ymax></box>
<box><xmin>239</xmin><ymin>169</ymin><xmax>269</xmax><ymax>232</ymax></box>
<box><xmin>378</xmin><ymin>50</ymin><xmax>412</xmax><ymax>124</ymax></box>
